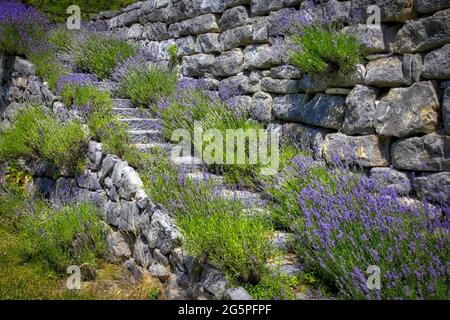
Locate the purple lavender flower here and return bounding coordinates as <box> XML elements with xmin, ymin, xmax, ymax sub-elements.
<box><xmin>56</xmin><ymin>73</ymin><xmax>97</xmax><ymax>93</ymax></box>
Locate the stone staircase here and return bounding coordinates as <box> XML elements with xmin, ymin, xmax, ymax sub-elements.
<box><xmin>111</xmin><ymin>98</ymin><xmax>317</xmax><ymax>298</ymax></box>
<box><xmin>112</xmin><ymin>97</ymin><xmax>267</xmax><ymax>209</ymax></box>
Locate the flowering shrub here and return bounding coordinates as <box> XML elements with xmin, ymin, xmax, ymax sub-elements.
<box><xmin>0</xmin><ymin>1</ymin><xmax>51</xmax><ymax>55</ymax></box>
<box><xmin>75</xmin><ymin>33</ymin><xmax>136</xmax><ymax>79</ymax></box>
<box><xmin>0</xmin><ymin>106</ymin><xmax>87</xmax><ymax>177</ymax></box>
<box><xmin>23</xmin><ymin>202</ymin><xmax>107</xmax><ymax>273</ymax></box>
<box><xmin>278</xmin><ymin>155</ymin><xmax>450</xmax><ymax>299</ymax></box>
<box><xmin>286</xmin><ymin>2</ymin><xmax>361</xmax><ymax>74</ymax></box>
<box><xmin>114</xmin><ymin>53</ymin><xmax>177</xmax><ymax>107</ymax></box>
<box><xmin>141</xmin><ymin>154</ymin><xmax>274</xmax><ymax>284</ymax></box>
<box><xmin>158</xmin><ymin>81</ymin><xmax>267</xmax><ymax>187</ymax></box>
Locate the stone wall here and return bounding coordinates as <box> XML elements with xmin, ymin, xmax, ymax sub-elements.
<box><xmin>91</xmin><ymin>0</ymin><xmax>450</xmax><ymax>203</ymax></box>
<box><xmin>0</xmin><ymin>55</ymin><xmax>245</xmax><ymax>300</ymax></box>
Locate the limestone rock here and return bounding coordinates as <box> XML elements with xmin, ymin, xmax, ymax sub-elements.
<box><xmin>365</xmin><ymin>56</ymin><xmax>408</xmax><ymax>87</ymax></box>
<box><xmin>226</xmin><ymin>287</ymin><xmax>252</xmax><ymax>300</ymax></box>
<box><xmin>343</xmin><ymin>85</ymin><xmax>379</xmax><ymax>135</ymax></box>
<box><xmin>350</xmin><ymin>0</ymin><xmax>415</xmax><ymax>23</ymax></box>
<box><xmin>117</xmin><ymin>166</ymin><xmax>144</xmax><ymax>201</ymax></box>
<box><xmin>107</xmin><ymin>231</ymin><xmax>132</xmax><ymax>263</ymax></box>
<box><xmin>169</xmin><ymin>14</ymin><xmax>219</xmax><ymax>37</ymax></box>
<box><xmin>221</xmin><ymin>74</ymin><xmax>260</xmax><ymax>95</ymax></box>
<box><xmin>122</xmin><ymin>259</ymin><xmax>145</xmax><ymax>282</ymax></box>
<box><xmin>87</xmin><ymin>141</ymin><xmax>104</xmax><ymax>171</ymax></box>
<box><xmin>76</xmin><ymin>170</ymin><xmax>101</xmax><ymax>191</ymax></box>
<box><xmin>127</xmin><ymin>24</ymin><xmax>144</xmax><ymax>39</ymax></box>
<box><xmin>108</xmin><ymin>9</ymin><xmax>139</xmax><ymax>28</ymax></box>
<box><xmin>176</xmin><ymin>36</ymin><xmax>196</xmax><ymax>55</ymax></box>
<box><xmin>219</xmin><ymin>6</ymin><xmax>249</xmax><ymax>31</ymax></box>
<box><xmin>370</xmin><ymin>167</ymin><xmax>412</xmax><ymax>195</ymax></box>
<box><xmin>413</xmin><ymin>172</ymin><xmax>450</xmax><ymax>203</ymax></box>
<box><xmin>260</xmin><ymin>77</ymin><xmax>299</xmax><ymax>94</ymax></box>
<box><xmin>144</xmin><ymin>210</ymin><xmax>181</xmax><ymax>255</ymax></box>
<box><xmin>391</xmin><ymin>133</ymin><xmax>448</xmax><ymax>171</ymax></box>
<box><xmin>13</xmin><ymin>57</ymin><xmax>35</xmax><ymax>76</ymax></box>
<box><xmin>301</xmin><ymin>94</ymin><xmax>346</xmax><ymax>130</ymax></box>
<box><xmin>444</xmin><ymin>88</ymin><xmax>450</xmax><ymax>134</ymax></box>
<box><xmin>271</xmin><ymin>65</ymin><xmax>303</xmax><ymax>79</ymax></box>
<box><xmin>414</xmin><ymin>0</ymin><xmax>450</xmax><ymax>14</ymax></box>
<box><xmin>211</xmin><ymin>49</ymin><xmax>244</xmax><ymax>76</ymax></box>
<box><xmin>422</xmin><ymin>44</ymin><xmax>450</xmax><ymax>80</ymax></box>
<box><xmin>252</xmin><ymin>16</ymin><xmax>269</xmax><ymax>43</ymax></box>
<box><xmin>323</xmin><ymin>133</ymin><xmax>391</xmax><ymax>167</ymax></box>
<box><xmin>272</xmin><ymin>94</ymin><xmax>307</xmax><ymax>122</ymax></box>
<box><xmin>182</xmin><ymin>54</ymin><xmax>214</xmax><ymax>77</ymax></box>
<box><xmin>374</xmin><ymin>81</ymin><xmax>439</xmax><ymax>138</ymax></box>
<box><xmin>250</xmin><ymin>91</ymin><xmax>273</xmax><ymax>122</ymax></box>
<box><xmin>133</xmin><ymin>236</ymin><xmax>153</xmax><ymax>268</ymax></box>
<box><xmin>219</xmin><ymin>25</ymin><xmax>253</xmax><ymax>51</ymax></box>
<box><xmin>243</xmin><ymin>44</ymin><xmax>278</xmax><ymax>69</ymax></box>
<box><xmin>395</xmin><ymin>9</ymin><xmax>450</xmax><ymax>53</ymax></box>
<box><xmin>195</xmin><ymin>33</ymin><xmax>222</xmax><ymax>53</ymax></box>
<box><xmin>143</xmin><ymin>22</ymin><xmax>169</xmax><ymax>41</ymax></box>
<box><xmin>282</xmin><ymin>123</ymin><xmax>332</xmax><ymax>157</ymax></box>
<box><xmin>341</xmin><ymin>24</ymin><xmax>398</xmax><ymax>54</ymax></box>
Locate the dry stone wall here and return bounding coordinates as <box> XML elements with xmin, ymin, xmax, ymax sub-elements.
<box><xmin>0</xmin><ymin>55</ymin><xmax>244</xmax><ymax>300</ymax></box>
<box><xmin>91</xmin><ymin>0</ymin><xmax>450</xmax><ymax>203</ymax></box>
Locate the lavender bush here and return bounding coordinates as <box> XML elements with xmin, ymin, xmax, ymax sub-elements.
<box><xmin>0</xmin><ymin>1</ymin><xmax>51</xmax><ymax>55</ymax></box>
<box><xmin>282</xmin><ymin>156</ymin><xmax>450</xmax><ymax>299</ymax></box>
<box><xmin>285</xmin><ymin>0</ymin><xmax>361</xmax><ymax>74</ymax></box>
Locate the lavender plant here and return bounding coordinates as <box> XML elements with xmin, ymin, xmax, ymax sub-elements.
<box><xmin>0</xmin><ymin>1</ymin><xmax>51</xmax><ymax>55</ymax></box>
<box><xmin>75</xmin><ymin>33</ymin><xmax>136</xmax><ymax>79</ymax></box>
<box><xmin>278</xmin><ymin>155</ymin><xmax>450</xmax><ymax>299</ymax></box>
<box><xmin>114</xmin><ymin>52</ymin><xmax>177</xmax><ymax>107</ymax></box>
<box><xmin>286</xmin><ymin>1</ymin><xmax>361</xmax><ymax>74</ymax></box>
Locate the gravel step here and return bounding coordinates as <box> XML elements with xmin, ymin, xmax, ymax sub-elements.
<box><xmin>129</xmin><ymin>130</ymin><xmax>163</xmax><ymax>144</ymax></box>
<box><xmin>120</xmin><ymin>118</ymin><xmax>162</xmax><ymax>130</ymax></box>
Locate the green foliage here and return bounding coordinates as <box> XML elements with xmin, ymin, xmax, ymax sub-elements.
<box><xmin>48</xmin><ymin>27</ymin><xmax>76</xmax><ymax>53</ymax></box>
<box><xmin>167</xmin><ymin>44</ymin><xmax>180</xmax><ymax>69</ymax></box>
<box><xmin>161</xmin><ymin>90</ymin><xmax>267</xmax><ymax>188</ymax></box>
<box><xmin>75</xmin><ymin>34</ymin><xmax>136</xmax><ymax>79</ymax></box>
<box><xmin>245</xmin><ymin>273</ymin><xmax>299</xmax><ymax>300</ymax></box>
<box><xmin>24</xmin><ymin>0</ymin><xmax>137</xmax><ymax>22</ymax></box>
<box><xmin>141</xmin><ymin>154</ymin><xmax>273</xmax><ymax>283</ymax></box>
<box><xmin>265</xmin><ymin>155</ymin><xmax>340</xmax><ymax>229</ymax></box>
<box><xmin>288</xmin><ymin>23</ymin><xmax>361</xmax><ymax>74</ymax></box>
<box><xmin>23</xmin><ymin>202</ymin><xmax>108</xmax><ymax>273</ymax></box>
<box><xmin>28</xmin><ymin>51</ymin><xmax>67</xmax><ymax>91</ymax></box>
<box><xmin>118</xmin><ymin>65</ymin><xmax>177</xmax><ymax>107</ymax></box>
<box><xmin>60</xmin><ymin>84</ymin><xmax>112</xmax><ymax>110</ymax></box>
<box><xmin>0</xmin><ymin>106</ymin><xmax>87</xmax><ymax>177</ymax></box>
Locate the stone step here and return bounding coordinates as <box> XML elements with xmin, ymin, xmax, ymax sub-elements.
<box><xmin>134</xmin><ymin>143</ymin><xmax>174</xmax><ymax>153</ymax></box>
<box><xmin>112</xmin><ymin>98</ymin><xmax>134</xmax><ymax>109</ymax></box>
<box><xmin>112</xmin><ymin>108</ymin><xmax>145</xmax><ymax>118</ymax></box>
<box><xmin>120</xmin><ymin>118</ymin><xmax>162</xmax><ymax>130</ymax></box>
<box><xmin>185</xmin><ymin>172</ymin><xmax>224</xmax><ymax>185</ymax></box>
<box><xmin>129</xmin><ymin>130</ymin><xmax>163</xmax><ymax>144</ymax></box>
<box><xmin>219</xmin><ymin>189</ymin><xmax>267</xmax><ymax>208</ymax></box>
<box><xmin>171</xmin><ymin>155</ymin><xmax>205</xmax><ymax>173</ymax></box>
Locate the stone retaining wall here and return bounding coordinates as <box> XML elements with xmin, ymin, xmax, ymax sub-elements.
<box><xmin>0</xmin><ymin>55</ymin><xmax>244</xmax><ymax>300</ymax></box>
<box><xmin>90</xmin><ymin>0</ymin><xmax>450</xmax><ymax>203</ymax></box>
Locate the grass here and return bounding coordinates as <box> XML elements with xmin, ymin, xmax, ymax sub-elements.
<box><xmin>288</xmin><ymin>22</ymin><xmax>361</xmax><ymax>74</ymax></box>
<box><xmin>0</xmin><ymin>106</ymin><xmax>88</xmax><ymax>177</ymax></box>
<box><xmin>0</xmin><ymin>184</ymin><xmax>163</xmax><ymax>300</ymax></box>
<box><xmin>140</xmin><ymin>153</ymin><xmax>274</xmax><ymax>284</ymax></box>
<box><xmin>75</xmin><ymin>34</ymin><xmax>136</xmax><ymax>80</ymax></box>
<box><xmin>118</xmin><ymin>64</ymin><xmax>177</xmax><ymax>107</ymax></box>
<box><xmin>160</xmin><ymin>89</ymin><xmax>270</xmax><ymax>188</ymax></box>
